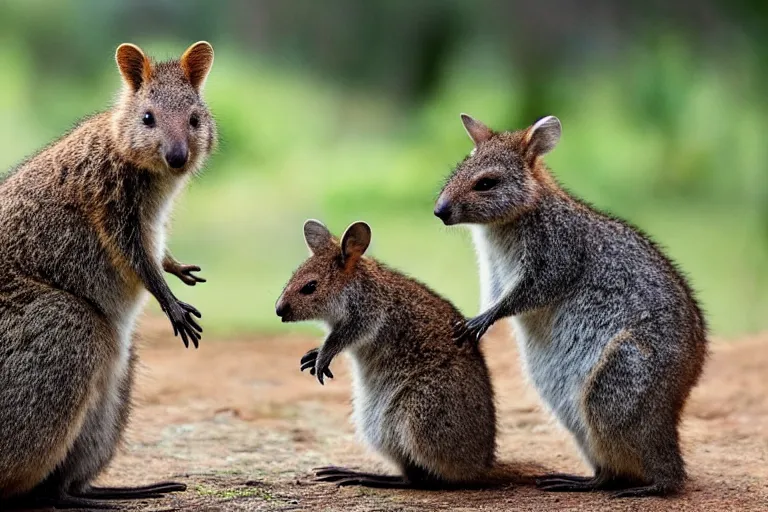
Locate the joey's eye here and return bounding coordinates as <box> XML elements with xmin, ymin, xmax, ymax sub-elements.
<box><xmin>300</xmin><ymin>280</ymin><xmax>317</xmax><ymax>295</ymax></box>
<box><xmin>473</xmin><ymin>177</ymin><xmax>498</xmax><ymax>191</ymax></box>
<box><xmin>189</xmin><ymin>114</ymin><xmax>200</xmax><ymax>129</ymax></box>
<box><xmin>142</xmin><ymin>112</ymin><xmax>155</xmax><ymax>127</ymax></box>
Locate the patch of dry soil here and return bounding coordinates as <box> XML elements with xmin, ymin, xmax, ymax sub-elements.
<box><xmin>89</xmin><ymin>317</ymin><xmax>768</xmax><ymax>511</ymax></box>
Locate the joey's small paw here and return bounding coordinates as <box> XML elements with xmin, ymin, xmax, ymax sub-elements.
<box><xmin>174</xmin><ymin>264</ymin><xmax>206</xmax><ymax>286</ymax></box>
<box><xmin>300</xmin><ymin>348</ymin><xmax>333</xmax><ymax>382</ymax></box>
<box><xmin>163</xmin><ymin>299</ymin><xmax>203</xmax><ymax>348</ymax></box>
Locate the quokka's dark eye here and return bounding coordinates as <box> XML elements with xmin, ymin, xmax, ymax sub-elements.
<box><xmin>473</xmin><ymin>177</ymin><xmax>499</xmax><ymax>191</ymax></box>
<box><xmin>189</xmin><ymin>114</ymin><xmax>200</xmax><ymax>129</ymax></box>
<box><xmin>142</xmin><ymin>112</ymin><xmax>155</xmax><ymax>127</ymax></box>
<box><xmin>300</xmin><ymin>280</ymin><xmax>317</xmax><ymax>295</ymax></box>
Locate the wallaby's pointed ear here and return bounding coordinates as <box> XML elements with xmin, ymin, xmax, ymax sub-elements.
<box><xmin>461</xmin><ymin>113</ymin><xmax>493</xmax><ymax>146</ymax></box>
<box><xmin>340</xmin><ymin>222</ymin><xmax>371</xmax><ymax>269</ymax></box>
<box><xmin>116</xmin><ymin>43</ymin><xmax>152</xmax><ymax>92</ymax></box>
<box><xmin>303</xmin><ymin>219</ymin><xmax>332</xmax><ymax>254</ymax></box>
<box><xmin>180</xmin><ymin>41</ymin><xmax>214</xmax><ymax>91</ymax></box>
<box><xmin>525</xmin><ymin>115</ymin><xmax>561</xmax><ymax>158</ymax></box>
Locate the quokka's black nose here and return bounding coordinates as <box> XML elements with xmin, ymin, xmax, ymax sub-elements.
<box><xmin>165</xmin><ymin>144</ymin><xmax>188</xmax><ymax>169</ymax></box>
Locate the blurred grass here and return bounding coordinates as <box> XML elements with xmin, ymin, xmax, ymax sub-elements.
<box><xmin>1</xmin><ymin>41</ymin><xmax>767</xmax><ymax>338</ymax></box>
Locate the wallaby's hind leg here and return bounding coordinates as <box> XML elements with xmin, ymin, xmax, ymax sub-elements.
<box><xmin>580</xmin><ymin>332</ymin><xmax>686</xmax><ymax>497</ymax></box>
<box><xmin>608</xmin><ymin>427</ymin><xmax>685</xmax><ymax>498</ymax></box>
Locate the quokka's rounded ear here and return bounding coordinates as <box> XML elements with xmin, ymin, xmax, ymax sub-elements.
<box><xmin>116</xmin><ymin>43</ymin><xmax>152</xmax><ymax>92</ymax></box>
<box><xmin>525</xmin><ymin>115</ymin><xmax>562</xmax><ymax>158</ymax></box>
<box><xmin>461</xmin><ymin>113</ymin><xmax>493</xmax><ymax>146</ymax></box>
<box><xmin>303</xmin><ymin>219</ymin><xmax>332</xmax><ymax>255</ymax></box>
<box><xmin>340</xmin><ymin>221</ymin><xmax>371</xmax><ymax>269</ymax></box>
<box><xmin>180</xmin><ymin>41</ymin><xmax>214</xmax><ymax>91</ymax></box>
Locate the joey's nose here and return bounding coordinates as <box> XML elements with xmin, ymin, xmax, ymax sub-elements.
<box><xmin>434</xmin><ymin>199</ymin><xmax>453</xmax><ymax>224</ymax></box>
<box><xmin>165</xmin><ymin>144</ymin><xmax>188</xmax><ymax>169</ymax></box>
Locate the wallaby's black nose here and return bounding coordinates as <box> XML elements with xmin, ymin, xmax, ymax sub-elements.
<box><xmin>276</xmin><ymin>302</ymin><xmax>291</xmax><ymax>319</ymax></box>
<box><xmin>434</xmin><ymin>199</ymin><xmax>452</xmax><ymax>224</ymax></box>
<box><xmin>165</xmin><ymin>144</ymin><xmax>188</xmax><ymax>169</ymax></box>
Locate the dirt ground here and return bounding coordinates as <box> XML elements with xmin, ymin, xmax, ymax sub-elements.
<box><xmin>84</xmin><ymin>316</ymin><xmax>768</xmax><ymax>511</ymax></box>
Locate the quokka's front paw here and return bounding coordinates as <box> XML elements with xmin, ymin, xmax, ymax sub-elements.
<box><xmin>163</xmin><ymin>299</ymin><xmax>203</xmax><ymax>348</ymax></box>
<box><xmin>299</xmin><ymin>347</ymin><xmax>334</xmax><ymax>384</ymax></box>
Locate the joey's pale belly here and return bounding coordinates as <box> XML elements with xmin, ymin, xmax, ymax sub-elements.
<box><xmin>348</xmin><ymin>357</ymin><xmax>403</xmax><ymax>464</ymax></box>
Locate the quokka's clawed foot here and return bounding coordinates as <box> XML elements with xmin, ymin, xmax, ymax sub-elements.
<box><xmin>74</xmin><ymin>481</ymin><xmax>187</xmax><ymax>500</ymax></box>
<box><xmin>313</xmin><ymin>466</ymin><xmax>409</xmax><ymax>488</ymax></box>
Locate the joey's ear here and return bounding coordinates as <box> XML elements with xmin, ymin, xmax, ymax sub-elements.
<box><xmin>340</xmin><ymin>222</ymin><xmax>371</xmax><ymax>269</ymax></box>
<box><xmin>180</xmin><ymin>41</ymin><xmax>214</xmax><ymax>91</ymax></box>
<box><xmin>461</xmin><ymin>113</ymin><xmax>493</xmax><ymax>146</ymax></box>
<box><xmin>303</xmin><ymin>219</ymin><xmax>332</xmax><ymax>254</ymax></box>
<box><xmin>525</xmin><ymin>115</ymin><xmax>561</xmax><ymax>158</ymax></box>
<box><xmin>116</xmin><ymin>43</ymin><xmax>152</xmax><ymax>92</ymax></box>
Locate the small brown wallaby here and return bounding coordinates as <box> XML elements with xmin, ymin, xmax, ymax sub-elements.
<box><xmin>435</xmin><ymin>114</ymin><xmax>708</xmax><ymax>497</ymax></box>
<box><xmin>276</xmin><ymin>220</ymin><xmax>534</xmax><ymax>489</ymax></box>
<box><xmin>0</xmin><ymin>42</ymin><xmax>216</xmax><ymax>509</ymax></box>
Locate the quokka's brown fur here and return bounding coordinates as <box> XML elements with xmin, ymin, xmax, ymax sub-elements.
<box><xmin>0</xmin><ymin>41</ymin><xmax>217</xmax><ymax>508</ymax></box>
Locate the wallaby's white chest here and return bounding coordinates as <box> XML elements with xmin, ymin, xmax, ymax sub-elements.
<box><xmin>511</xmin><ymin>311</ymin><xmax>597</xmax><ymax>439</ymax></box>
<box><xmin>472</xmin><ymin>225</ymin><xmax>601</xmax><ymax>441</ymax></box>
<box><xmin>149</xmin><ymin>180</ymin><xmax>184</xmax><ymax>265</ymax></box>
<box><xmin>471</xmin><ymin>225</ymin><xmax>522</xmax><ymax>311</ymax></box>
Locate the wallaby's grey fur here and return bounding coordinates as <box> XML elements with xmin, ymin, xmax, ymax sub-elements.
<box><xmin>435</xmin><ymin>115</ymin><xmax>707</xmax><ymax>497</ymax></box>
<box><xmin>276</xmin><ymin>220</ymin><xmax>538</xmax><ymax>489</ymax></box>
<box><xmin>0</xmin><ymin>41</ymin><xmax>216</xmax><ymax>509</ymax></box>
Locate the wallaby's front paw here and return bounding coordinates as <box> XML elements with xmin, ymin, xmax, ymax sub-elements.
<box><xmin>452</xmin><ymin>319</ymin><xmax>470</xmax><ymax>346</ymax></box>
<box><xmin>163</xmin><ymin>299</ymin><xmax>203</xmax><ymax>348</ymax></box>
<box><xmin>299</xmin><ymin>347</ymin><xmax>334</xmax><ymax>385</ymax></box>
<box><xmin>453</xmin><ymin>314</ymin><xmax>493</xmax><ymax>346</ymax></box>
<box><xmin>169</xmin><ymin>264</ymin><xmax>206</xmax><ymax>286</ymax></box>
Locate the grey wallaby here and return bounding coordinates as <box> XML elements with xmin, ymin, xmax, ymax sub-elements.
<box><xmin>276</xmin><ymin>220</ymin><xmax>537</xmax><ymax>489</ymax></box>
<box><xmin>0</xmin><ymin>42</ymin><xmax>216</xmax><ymax>509</ymax></box>
<box><xmin>435</xmin><ymin>114</ymin><xmax>707</xmax><ymax>497</ymax></box>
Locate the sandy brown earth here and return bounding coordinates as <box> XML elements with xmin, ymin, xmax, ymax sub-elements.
<box><xmin>78</xmin><ymin>317</ymin><xmax>768</xmax><ymax>511</ymax></box>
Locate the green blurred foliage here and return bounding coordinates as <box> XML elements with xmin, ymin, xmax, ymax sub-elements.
<box><xmin>0</xmin><ymin>1</ymin><xmax>766</xmax><ymax>337</ymax></box>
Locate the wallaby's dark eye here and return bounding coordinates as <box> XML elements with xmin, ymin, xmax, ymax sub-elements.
<box><xmin>142</xmin><ymin>112</ymin><xmax>155</xmax><ymax>127</ymax></box>
<box><xmin>473</xmin><ymin>177</ymin><xmax>499</xmax><ymax>191</ymax></box>
<box><xmin>300</xmin><ymin>280</ymin><xmax>317</xmax><ymax>295</ymax></box>
<box><xmin>189</xmin><ymin>114</ymin><xmax>200</xmax><ymax>129</ymax></box>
